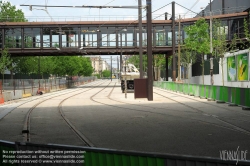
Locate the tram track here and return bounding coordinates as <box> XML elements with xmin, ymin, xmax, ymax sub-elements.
<box><xmin>99</xmin><ymin>83</ymin><xmax>250</xmax><ymax>136</ymax></box>
<box><xmin>22</xmin><ymin>80</ymin><xmax>106</xmax><ymax>144</ymax></box>
<box><xmin>20</xmin><ymin>80</ymin><xmax>250</xmax><ymax>148</ymax></box>
<box><xmin>153</xmin><ymin>87</ymin><xmax>250</xmax><ymax>122</ymax></box>
<box><xmin>107</xmin><ymin>84</ymin><xmax>250</xmax><ymax>123</ymax></box>
<box><xmin>0</xmin><ymin>82</ymin><xmax>97</xmax><ymax>121</ymax></box>
<box><xmin>153</xmin><ymin>90</ymin><xmax>250</xmax><ymax>136</ymax></box>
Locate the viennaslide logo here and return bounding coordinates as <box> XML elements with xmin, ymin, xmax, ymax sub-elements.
<box><xmin>220</xmin><ymin>146</ymin><xmax>248</xmax><ymax>165</ymax></box>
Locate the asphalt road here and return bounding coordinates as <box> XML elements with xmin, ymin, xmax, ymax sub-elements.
<box><xmin>0</xmin><ymin>79</ymin><xmax>250</xmax><ymax>160</ymax></box>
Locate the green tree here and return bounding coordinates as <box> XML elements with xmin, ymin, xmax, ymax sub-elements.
<box><xmin>78</xmin><ymin>57</ymin><xmax>94</xmax><ymax>76</ymax></box>
<box><xmin>244</xmin><ymin>18</ymin><xmax>250</xmax><ymax>39</ymax></box>
<box><xmin>153</xmin><ymin>54</ymin><xmax>165</xmax><ymax>80</ymax></box>
<box><xmin>102</xmin><ymin>70</ymin><xmax>111</xmax><ymax>78</ymax></box>
<box><xmin>180</xmin><ymin>47</ymin><xmax>197</xmax><ymax>83</ymax></box>
<box><xmin>15</xmin><ymin>57</ymin><xmax>40</xmax><ymax>78</ymax></box>
<box><xmin>154</xmin><ymin>54</ymin><xmax>166</xmax><ymax>70</ymax></box>
<box><xmin>184</xmin><ymin>18</ymin><xmax>210</xmax><ymax>85</ymax></box>
<box><xmin>49</xmin><ymin>56</ymin><xmax>93</xmax><ymax>77</ymax></box>
<box><xmin>0</xmin><ymin>1</ymin><xmax>27</xmax><ymax>79</ymax></box>
<box><xmin>0</xmin><ymin>48</ymin><xmax>12</xmax><ymax>90</ymax></box>
<box><xmin>0</xmin><ymin>1</ymin><xmax>26</xmax><ymax>22</ymax></box>
<box><xmin>38</xmin><ymin>56</ymin><xmax>55</xmax><ymax>78</ymax></box>
<box><xmin>127</xmin><ymin>55</ymin><xmax>147</xmax><ymax>72</ymax></box>
<box><xmin>242</xmin><ymin>18</ymin><xmax>250</xmax><ymax>49</ymax></box>
<box><xmin>212</xmin><ymin>19</ymin><xmax>229</xmax><ymax>86</ymax></box>
<box><xmin>127</xmin><ymin>55</ymin><xmax>139</xmax><ymax>69</ymax></box>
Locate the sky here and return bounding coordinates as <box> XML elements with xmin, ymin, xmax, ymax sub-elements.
<box><xmin>8</xmin><ymin>0</ymin><xmax>211</xmax><ymax>21</ymax></box>
<box><xmin>7</xmin><ymin>0</ymin><xmax>211</xmax><ymax>65</ymax></box>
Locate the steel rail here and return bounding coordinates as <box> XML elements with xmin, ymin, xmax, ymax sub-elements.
<box><xmin>22</xmin><ymin>80</ymin><xmax>104</xmax><ymax>144</ymax></box>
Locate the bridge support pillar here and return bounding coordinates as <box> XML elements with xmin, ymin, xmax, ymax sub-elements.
<box><xmin>120</xmin><ymin>53</ymin><xmax>122</xmax><ymax>80</ymax></box>
<box><xmin>147</xmin><ymin>0</ymin><xmax>153</xmax><ymax>101</ymax></box>
<box><xmin>172</xmin><ymin>1</ymin><xmax>176</xmax><ymax>82</ymax></box>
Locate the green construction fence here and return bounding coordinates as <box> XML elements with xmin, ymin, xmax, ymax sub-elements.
<box><xmin>1</xmin><ymin>140</ymin><xmax>249</xmax><ymax>166</ymax></box>
<box><xmin>154</xmin><ymin>81</ymin><xmax>250</xmax><ymax>108</ymax></box>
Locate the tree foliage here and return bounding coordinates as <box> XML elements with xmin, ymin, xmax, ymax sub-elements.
<box><xmin>180</xmin><ymin>47</ymin><xmax>198</xmax><ymax>82</ymax></box>
<box><xmin>184</xmin><ymin>18</ymin><xmax>210</xmax><ymax>55</ymax></box>
<box><xmin>0</xmin><ymin>1</ymin><xmax>27</xmax><ymax>78</ymax></box>
<box><xmin>102</xmin><ymin>70</ymin><xmax>111</xmax><ymax>78</ymax></box>
<box><xmin>212</xmin><ymin>19</ymin><xmax>238</xmax><ymax>86</ymax></box>
<box><xmin>153</xmin><ymin>54</ymin><xmax>166</xmax><ymax>70</ymax></box>
<box><xmin>50</xmin><ymin>56</ymin><xmax>93</xmax><ymax>77</ymax></box>
<box><xmin>212</xmin><ymin>19</ymin><xmax>228</xmax><ymax>58</ymax></box>
<box><xmin>0</xmin><ymin>1</ymin><xmax>26</xmax><ymax>22</ymax></box>
<box><xmin>244</xmin><ymin>18</ymin><xmax>250</xmax><ymax>41</ymax></box>
<box><xmin>0</xmin><ymin>48</ymin><xmax>12</xmax><ymax>74</ymax></box>
<box><xmin>0</xmin><ymin>48</ymin><xmax>12</xmax><ymax>87</ymax></box>
<box><xmin>127</xmin><ymin>55</ymin><xmax>147</xmax><ymax>72</ymax></box>
<box><xmin>14</xmin><ymin>56</ymin><xmax>94</xmax><ymax>78</ymax></box>
<box><xmin>184</xmin><ymin>18</ymin><xmax>210</xmax><ymax>84</ymax></box>
<box><xmin>242</xmin><ymin>18</ymin><xmax>250</xmax><ymax>49</ymax></box>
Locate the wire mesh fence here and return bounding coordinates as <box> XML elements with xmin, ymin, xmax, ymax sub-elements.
<box><xmin>0</xmin><ymin>76</ymin><xmax>96</xmax><ymax>96</ymax></box>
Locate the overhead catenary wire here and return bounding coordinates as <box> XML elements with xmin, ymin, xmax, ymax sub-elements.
<box><xmin>184</xmin><ymin>0</ymin><xmax>200</xmax><ymax>16</ymax></box>
<box><xmin>21</xmin><ymin>4</ymin><xmax>141</xmax><ymax>9</ymax></box>
<box><xmin>175</xmin><ymin>2</ymin><xmax>203</xmax><ymax>18</ymax></box>
<box><xmin>152</xmin><ymin>2</ymin><xmax>172</xmax><ymax>14</ymax></box>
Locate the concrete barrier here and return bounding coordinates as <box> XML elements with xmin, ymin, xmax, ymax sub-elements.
<box><xmin>2</xmin><ymin>92</ymin><xmax>12</xmax><ymax>101</ymax></box>
<box><xmin>11</xmin><ymin>90</ymin><xmax>22</xmax><ymax>100</ymax></box>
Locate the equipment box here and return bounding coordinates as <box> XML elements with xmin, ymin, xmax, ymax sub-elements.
<box><xmin>134</xmin><ymin>78</ymin><xmax>148</xmax><ymax>99</ymax></box>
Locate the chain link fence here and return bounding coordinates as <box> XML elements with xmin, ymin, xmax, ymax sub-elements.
<box><xmin>0</xmin><ymin>76</ymin><xmax>96</xmax><ymax>97</ymax></box>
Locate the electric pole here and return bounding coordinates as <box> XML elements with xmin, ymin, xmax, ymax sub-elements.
<box><xmin>138</xmin><ymin>0</ymin><xmax>143</xmax><ymax>78</ymax></box>
<box><xmin>111</xmin><ymin>56</ymin><xmax>112</xmax><ymax>81</ymax></box>
<box><xmin>210</xmin><ymin>0</ymin><xmax>214</xmax><ymax>85</ymax></box>
<box><xmin>178</xmin><ymin>15</ymin><xmax>181</xmax><ymax>82</ymax></box>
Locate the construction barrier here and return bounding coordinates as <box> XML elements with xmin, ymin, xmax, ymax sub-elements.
<box><xmin>0</xmin><ymin>140</ymin><xmax>249</xmax><ymax>166</ymax></box>
<box><xmin>0</xmin><ymin>94</ymin><xmax>4</xmax><ymax>104</ymax></box>
<box><xmin>11</xmin><ymin>90</ymin><xmax>23</xmax><ymax>100</ymax></box>
<box><xmin>2</xmin><ymin>92</ymin><xmax>12</xmax><ymax>101</ymax></box>
<box><xmin>154</xmin><ymin>81</ymin><xmax>250</xmax><ymax>109</ymax></box>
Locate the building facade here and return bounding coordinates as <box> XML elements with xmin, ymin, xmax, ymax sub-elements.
<box><xmin>89</xmin><ymin>56</ymin><xmax>110</xmax><ymax>75</ymax></box>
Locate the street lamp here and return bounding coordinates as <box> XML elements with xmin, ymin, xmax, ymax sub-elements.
<box><xmin>209</xmin><ymin>0</ymin><xmax>214</xmax><ymax>85</ymax></box>
<box><xmin>201</xmin><ymin>1</ymin><xmax>213</xmax><ymax>85</ymax></box>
